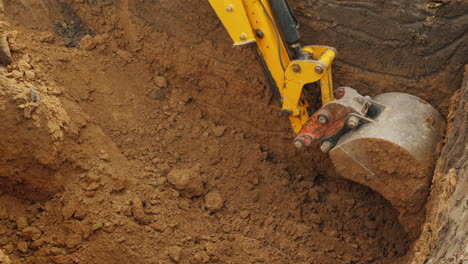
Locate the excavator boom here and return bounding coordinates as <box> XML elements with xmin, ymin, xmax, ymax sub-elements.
<box><xmin>209</xmin><ymin>0</ymin><xmax>336</xmax><ymax>133</ymax></box>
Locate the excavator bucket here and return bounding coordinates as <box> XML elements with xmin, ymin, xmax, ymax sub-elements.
<box><xmin>329</xmin><ymin>92</ymin><xmax>445</xmax><ymax>232</ymax></box>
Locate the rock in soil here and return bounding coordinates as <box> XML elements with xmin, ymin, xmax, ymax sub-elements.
<box><xmin>204</xmin><ymin>191</ymin><xmax>224</xmax><ymax>212</ymax></box>
<box><xmin>79</xmin><ymin>35</ymin><xmax>97</xmax><ymax>51</ymax></box>
<box><xmin>167</xmin><ymin>246</ymin><xmax>182</xmax><ymax>263</ymax></box>
<box><xmin>154</xmin><ymin>75</ymin><xmax>168</xmax><ymax>88</ymax></box>
<box><xmin>167</xmin><ymin>168</ymin><xmax>205</xmax><ymax>197</ymax></box>
<box><xmin>15</xmin><ymin>217</ymin><xmax>28</xmax><ymax>230</ymax></box>
<box><xmin>193</xmin><ymin>251</ymin><xmax>209</xmax><ymax>263</ymax></box>
<box><xmin>16</xmin><ymin>241</ymin><xmax>28</xmax><ymax>253</ymax></box>
<box><xmin>131</xmin><ymin>198</ymin><xmax>151</xmax><ymax>225</ymax></box>
<box><xmin>211</xmin><ymin>125</ymin><xmax>226</xmax><ymax>137</ymax></box>
<box><xmin>21</xmin><ymin>226</ymin><xmax>42</xmax><ymax>241</ymax></box>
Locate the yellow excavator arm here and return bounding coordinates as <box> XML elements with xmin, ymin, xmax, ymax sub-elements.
<box><xmin>208</xmin><ymin>0</ymin><xmax>336</xmax><ymax>133</ymax></box>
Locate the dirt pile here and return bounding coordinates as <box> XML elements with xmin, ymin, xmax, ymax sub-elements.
<box><xmin>0</xmin><ymin>0</ymin><xmax>465</xmax><ymax>263</ymax></box>
<box><xmin>0</xmin><ymin>75</ymin><xmax>71</xmax><ymax>199</ymax></box>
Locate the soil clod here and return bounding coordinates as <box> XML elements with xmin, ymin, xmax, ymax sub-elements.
<box><xmin>204</xmin><ymin>191</ymin><xmax>224</xmax><ymax>212</ymax></box>
<box><xmin>167</xmin><ymin>168</ymin><xmax>205</xmax><ymax>197</ymax></box>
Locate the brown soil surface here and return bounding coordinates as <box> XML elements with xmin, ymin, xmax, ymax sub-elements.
<box><xmin>0</xmin><ymin>0</ymin><xmax>466</xmax><ymax>264</ymax></box>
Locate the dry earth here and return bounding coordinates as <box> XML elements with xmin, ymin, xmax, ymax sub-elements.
<box><xmin>0</xmin><ymin>0</ymin><xmax>466</xmax><ymax>264</ymax></box>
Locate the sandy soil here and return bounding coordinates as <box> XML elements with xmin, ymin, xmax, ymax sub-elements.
<box><xmin>0</xmin><ymin>0</ymin><xmax>466</xmax><ymax>263</ymax></box>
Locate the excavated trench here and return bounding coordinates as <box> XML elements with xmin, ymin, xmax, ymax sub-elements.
<box><xmin>0</xmin><ymin>0</ymin><xmax>466</xmax><ymax>263</ymax></box>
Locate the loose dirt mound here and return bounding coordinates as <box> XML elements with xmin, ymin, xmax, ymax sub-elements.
<box><xmin>0</xmin><ymin>75</ymin><xmax>70</xmax><ymax>200</ymax></box>
<box><xmin>0</xmin><ymin>0</ymin><xmax>466</xmax><ymax>263</ymax></box>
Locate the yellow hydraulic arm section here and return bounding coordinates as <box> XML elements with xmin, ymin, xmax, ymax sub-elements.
<box><xmin>208</xmin><ymin>0</ymin><xmax>336</xmax><ymax>133</ymax></box>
